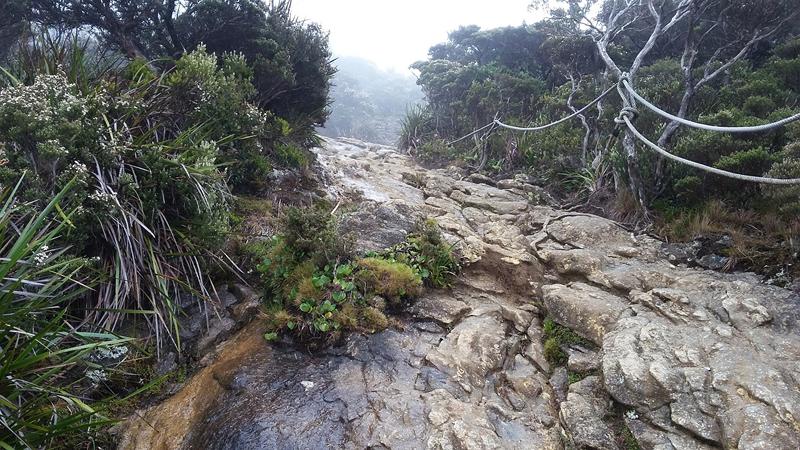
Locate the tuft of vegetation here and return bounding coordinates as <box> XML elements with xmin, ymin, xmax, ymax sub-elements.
<box><xmin>0</xmin><ymin>179</ymin><xmax>134</xmax><ymax>448</ymax></box>
<box><xmin>399</xmin><ymin>104</ymin><xmax>435</xmax><ymax>152</ymax></box>
<box><xmin>621</xmin><ymin>425</ymin><xmax>642</xmax><ymax>450</ymax></box>
<box><xmin>542</xmin><ymin>317</ymin><xmax>594</xmax><ymax>367</ymax></box>
<box><xmin>253</xmin><ymin>209</ymin><xmax>458</xmax><ymax>348</ymax></box>
<box><xmin>657</xmin><ymin>200</ymin><xmax>800</xmax><ymax>278</ymax></box>
<box><xmin>373</xmin><ymin>220</ymin><xmax>460</xmax><ymax>288</ymax></box>
<box><xmin>355</xmin><ymin>257</ymin><xmax>423</xmax><ymax>306</ymax></box>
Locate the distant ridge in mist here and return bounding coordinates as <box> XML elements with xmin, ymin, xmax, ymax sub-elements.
<box><xmin>321</xmin><ymin>56</ymin><xmax>423</xmax><ymax>145</ymax></box>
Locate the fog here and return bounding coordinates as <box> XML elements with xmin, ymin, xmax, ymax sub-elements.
<box><xmin>293</xmin><ymin>0</ymin><xmax>541</xmax><ymax>73</ymax></box>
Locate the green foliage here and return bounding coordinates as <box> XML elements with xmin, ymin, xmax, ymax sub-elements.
<box><xmin>281</xmin><ymin>205</ymin><xmax>352</xmax><ymax>266</ymax></box>
<box><xmin>176</xmin><ymin>0</ymin><xmax>334</xmax><ymax>131</ymax></box>
<box><xmin>0</xmin><ymin>50</ymin><xmax>239</xmax><ymax>346</ymax></box>
<box><xmin>399</xmin><ymin>104</ymin><xmax>435</xmax><ymax>151</ymax></box>
<box><xmin>254</xmin><ymin>208</ymin><xmax>455</xmax><ymax>348</ymax></box>
<box><xmin>714</xmin><ymin>147</ymin><xmax>775</xmax><ymax>176</ymax></box>
<box><xmin>375</xmin><ymin>220</ymin><xmax>460</xmax><ymax>288</ymax></box>
<box><xmin>415</xmin><ymin>139</ymin><xmax>460</xmax><ymax>165</ymax></box>
<box><xmin>355</xmin><ymin>257</ymin><xmax>422</xmax><ymax>306</ymax></box>
<box><xmin>622</xmin><ymin>424</ymin><xmax>642</xmax><ymax>450</ymax></box>
<box><xmin>762</xmin><ymin>143</ymin><xmax>800</xmax><ymax>214</ymax></box>
<box><xmin>542</xmin><ymin>318</ymin><xmax>593</xmax><ymax>366</ymax></box>
<box><xmin>0</xmin><ymin>179</ymin><xmax>131</xmax><ymax>448</ymax></box>
<box><xmin>673</xmin><ymin>176</ymin><xmax>703</xmax><ymax>204</ymax></box>
<box><xmin>275</xmin><ymin>143</ymin><xmax>311</xmax><ymax>169</ymax></box>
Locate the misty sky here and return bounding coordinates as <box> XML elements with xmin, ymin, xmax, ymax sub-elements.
<box><xmin>292</xmin><ymin>1</ymin><xmax>542</xmax><ymax>74</ymax></box>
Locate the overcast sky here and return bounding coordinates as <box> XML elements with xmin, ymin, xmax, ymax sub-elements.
<box><xmin>292</xmin><ymin>1</ymin><xmax>543</xmax><ymax>74</ymax></box>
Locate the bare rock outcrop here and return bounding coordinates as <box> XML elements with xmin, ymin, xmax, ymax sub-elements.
<box><xmin>118</xmin><ymin>137</ymin><xmax>800</xmax><ymax>450</ymax></box>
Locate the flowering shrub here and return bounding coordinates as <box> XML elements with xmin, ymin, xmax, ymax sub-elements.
<box><xmin>0</xmin><ymin>55</ymin><xmax>234</xmax><ymax>343</ymax></box>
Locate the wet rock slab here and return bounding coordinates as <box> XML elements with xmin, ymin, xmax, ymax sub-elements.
<box><xmin>175</xmin><ymin>315</ymin><xmax>562</xmax><ymax>450</ymax></box>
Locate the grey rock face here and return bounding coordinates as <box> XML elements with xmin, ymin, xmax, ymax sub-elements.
<box><xmin>120</xmin><ymin>138</ymin><xmax>800</xmax><ymax>450</ymax></box>
<box><xmin>535</xmin><ymin>213</ymin><xmax>800</xmax><ymax>450</ymax></box>
<box><xmin>339</xmin><ymin>200</ymin><xmax>422</xmax><ymax>253</ymax></box>
<box><xmin>560</xmin><ymin>376</ymin><xmax>619</xmax><ymax>450</ymax></box>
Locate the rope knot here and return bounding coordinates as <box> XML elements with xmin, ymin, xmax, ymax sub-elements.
<box><xmin>615</xmin><ymin>106</ymin><xmax>639</xmax><ymax>124</ymax></box>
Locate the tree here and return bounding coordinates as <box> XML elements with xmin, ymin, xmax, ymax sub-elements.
<box><xmin>0</xmin><ymin>0</ymin><xmax>30</xmax><ymax>61</ymax></box>
<box><xmin>22</xmin><ymin>0</ymin><xmax>334</xmax><ymax>129</ymax></box>
<box><xmin>650</xmin><ymin>0</ymin><xmax>800</xmax><ymax>191</ymax></box>
<box><xmin>28</xmin><ymin>0</ymin><xmax>179</xmax><ymax>60</ymax></box>
<box><xmin>538</xmin><ymin>0</ymin><xmax>799</xmax><ymax>213</ymax></box>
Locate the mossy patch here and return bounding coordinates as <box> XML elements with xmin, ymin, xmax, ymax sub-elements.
<box><xmin>254</xmin><ymin>208</ymin><xmax>460</xmax><ymax>349</ymax></box>
<box><xmin>355</xmin><ymin>257</ymin><xmax>423</xmax><ymax>305</ymax></box>
<box><xmin>374</xmin><ymin>219</ymin><xmax>460</xmax><ymax>288</ymax></box>
<box><xmin>542</xmin><ymin>317</ymin><xmax>595</xmax><ymax>367</ymax></box>
<box><xmin>621</xmin><ymin>424</ymin><xmax>641</xmax><ymax>450</ymax></box>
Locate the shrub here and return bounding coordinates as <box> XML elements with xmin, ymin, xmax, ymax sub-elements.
<box><xmin>714</xmin><ymin>147</ymin><xmax>775</xmax><ymax>177</ymax></box>
<box><xmin>281</xmin><ymin>204</ymin><xmax>353</xmax><ymax>266</ymax></box>
<box><xmin>0</xmin><ymin>53</ymin><xmax>233</xmax><ymax>346</ymax></box>
<box><xmin>376</xmin><ymin>219</ymin><xmax>460</xmax><ymax>288</ymax></box>
<box><xmin>256</xmin><ymin>210</ymin><xmax>455</xmax><ymax>348</ymax></box>
<box><xmin>762</xmin><ymin>145</ymin><xmax>800</xmax><ymax>214</ymax></box>
<box><xmin>0</xmin><ymin>179</ymin><xmax>131</xmax><ymax>448</ymax></box>
<box><xmin>275</xmin><ymin>143</ymin><xmax>311</xmax><ymax>169</ymax></box>
<box><xmin>399</xmin><ymin>104</ymin><xmax>434</xmax><ymax>151</ymax></box>
<box><xmin>673</xmin><ymin>175</ymin><xmax>703</xmax><ymax>204</ymax></box>
<box><xmin>742</xmin><ymin>96</ymin><xmax>776</xmax><ymax>118</ymax></box>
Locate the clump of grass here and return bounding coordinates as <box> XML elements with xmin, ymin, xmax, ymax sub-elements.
<box><xmin>374</xmin><ymin>219</ymin><xmax>460</xmax><ymax>288</ymax></box>
<box><xmin>542</xmin><ymin>317</ymin><xmax>594</xmax><ymax>367</ymax></box>
<box><xmin>657</xmin><ymin>199</ymin><xmax>800</xmax><ymax>278</ymax></box>
<box><xmin>0</xmin><ymin>178</ymin><xmax>133</xmax><ymax>448</ymax></box>
<box><xmin>621</xmin><ymin>424</ymin><xmax>642</xmax><ymax>450</ymax></box>
<box><xmin>253</xmin><ymin>207</ymin><xmax>456</xmax><ymax>349</ymax></box>
<box><xmin>398</xmin><ymin>104</ymin><xmax>434</xmax><ymax>151</ymax></box>
<box><xmin>355</xmin><ymin>257</ymin><xmax>423</xmax><ymax>306</ymax></box>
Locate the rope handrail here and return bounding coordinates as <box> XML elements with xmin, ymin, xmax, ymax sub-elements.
<box><xmin>446</xmin><ymin>122</ymin><xmax>494</xmax><ymax>146</ymax></box>
<box><xmin>620</xmin><ymin>78</ymin><xmax>800</xmax><ymax>133</ymax></box>
<box><xmin>620</xmin><ymin>115</ymin><xmax>800</xmax><ymax>185</ymax></box>
<box><xmin>493</xmin><ymin>84</ymin><xmax>618</xmax><ymax>132</ymax></box>
<box><xmin>441</xmin><ymin>76</ymin><xmax>800</xmax><ymax>185</ymax></box>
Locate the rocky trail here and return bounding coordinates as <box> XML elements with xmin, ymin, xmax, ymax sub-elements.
<box><xmin>119</xmin><ymin>138</ymin><xmax>800</xmax><ymax>449</ymax></box>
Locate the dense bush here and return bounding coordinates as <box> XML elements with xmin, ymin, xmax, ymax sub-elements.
<box><xmin>374</xmin><ymin>219</ymin><xmax>460</xmax><ymax>288</ymax></box>
<box><xmin>0</xmin><ymin>31</ymin><xmax>332</xmax><ymax>342</ymax></box>
<box><xmin>0</xmin><ymin>50</ymin><xmax>236</xmax><ymax>344</ymax></box>
<box><xmin>0</xmin><ymin>1</ymin><xmax>336</xmax><ymax>444</ymax></box>
<box><xmin>0</xmin><ymin>180</ymin><xmax>130</xmax><ymax>448</ymax></box>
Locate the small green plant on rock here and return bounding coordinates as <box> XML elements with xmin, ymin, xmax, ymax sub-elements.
<box><xmin>355</xmin><ymin>257</ymin><xmax>422</xmax><ymax>307</ymax></box>
<box><xmin>542</xmin><ymin>317</ymin><xmax>594</xmax><ymax>367</ymax></box>
<box><xmin>255</xmin><ymin>210</ymin><xmax>459</xmax><ymax>348</ymax></box>
<box><xmin>374</xmin><ymin>219</ymin><xmax>460</xmax><ymax>288</ymax></box>
<box><xmin>254</xmin><ymin>205</ymin><xmax>433</xmax><ymax>348</ymax></box>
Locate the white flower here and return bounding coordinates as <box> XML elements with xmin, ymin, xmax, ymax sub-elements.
<box><xmin>32</xmin><ymin>245</ymin><xmax>50</xmax><ymax>265</ymax></box>
<box><xmin>85</xmin><ymin>369</ymin><xmax>107</xmax><ymax>384</ymax></box>
<box><xmin>94</xmin><ymin>345</ymin><xmax>129</xmax><ymax>360</ymax></box>
<box><xmin>625</xmin><ymin>409</ymin><xmax>639</xmax><ymax>420</ymax></box>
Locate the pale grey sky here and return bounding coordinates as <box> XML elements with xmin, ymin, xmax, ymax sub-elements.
<box><xmin>292</xmin><ymin>1</ymin><xmax>542</xmax><ymax>74</ymax></box>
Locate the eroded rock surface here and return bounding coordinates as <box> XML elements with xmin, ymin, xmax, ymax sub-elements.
<box><xmin>119</xmin><ymin>137</ymin><xmax>800</xmax><ymax>450</ymax></box>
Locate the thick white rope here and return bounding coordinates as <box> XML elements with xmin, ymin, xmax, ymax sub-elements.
<box><xmin>619</xmin><ymin>115</ymin><xmax>800</xmax><ymax>185</ymax></box>
<box><xmin>441</xmin><ymin>76</ymin><xmax>800</xmax><ymax>185</ymax></box>
<box><xmin>446</xmin><ymin>122</ymin><xmax>494</xmax><ymax>146</ymax></box>
<box><xmin>493</xmin><ymin>84</ymin><xmax>618</xmax><ymax>132</ymax></box>
<box><xmin>621</xmin><ymin>78</ymin><xmax>800</xmax><ymax>133</ymax></box>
